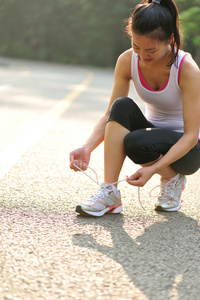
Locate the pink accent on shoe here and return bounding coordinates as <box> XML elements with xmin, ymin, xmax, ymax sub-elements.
<box><xmin>106</xmin><ymin>204</ymin><xmax>122</xmax><ymax>214</ymax></box>
<box><xmin>92</xmin><ymin>199</ymin><xmax>108</xmax><ymax>208</ymax></box>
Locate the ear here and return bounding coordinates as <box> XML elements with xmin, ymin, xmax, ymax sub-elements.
<box><xmin>169</xmin><ymin>34</ymin><xmax>174</xmax><ymax>46</ymax></box>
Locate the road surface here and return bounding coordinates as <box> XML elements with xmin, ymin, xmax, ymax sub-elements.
<box><xmin>0</xmin><ymin>57</ymin><xmax>200</xmax><ymax>300</ymax></box>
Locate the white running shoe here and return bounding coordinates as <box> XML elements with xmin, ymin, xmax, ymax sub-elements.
<box><xmin>76</xmin><ymin>183</ymin><xmax>122</xmax><ymax>217</ymax></box>
<box><xmin>155</xmin><ymin>174</ymin><xmax>186</xmax><ymax>212</ymax></box>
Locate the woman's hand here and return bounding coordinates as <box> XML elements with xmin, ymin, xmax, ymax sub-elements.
<box><xmin>69</xmin><ymin>147</ymin><xmax>91</xmax><ymax>171</ymax></box>
<box><xmin>126</xmin><ymin>166</ymin><xmax>155</xmax><ymax>187</ymax></box>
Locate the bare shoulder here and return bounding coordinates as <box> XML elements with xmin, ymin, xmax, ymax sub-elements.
<box><xmin>180</xmin><ymin>54</ymin><xmax>200</xmax><ymax>90</ymax></box>
<box><xmin>118</xmin><ymin>48</ymin><xmax>133</xmax><ymax>63</ymax></box>
<box><xmin>115</xmin><ymin>48</ymin><xmax>133</xmax><ymax>80</ymax></box>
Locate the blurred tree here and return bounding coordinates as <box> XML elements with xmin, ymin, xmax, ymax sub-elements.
<box><xmin>180</xmin><ymin>6</ymin><xmax>200</xmax><ymax>63</ymax></box>
<box><xmin>0</xmin><ymin>0</ymin><xmax>136</xmax><ymax>66</ymax></box>
<box><xmin>0</xmin><ymin>0</ymin><xmax>199</xmax><ymax>66</ymax></box>
<box><xmin>176</xmin><ymin>0</ymin><xmax>199</xmax><ymax>11</ymax></box>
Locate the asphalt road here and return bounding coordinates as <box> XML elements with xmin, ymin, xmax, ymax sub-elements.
<box><xmin>0</xmin><ymin>57</ymin><xmax>200</xmax><ymax>300</ymax></box>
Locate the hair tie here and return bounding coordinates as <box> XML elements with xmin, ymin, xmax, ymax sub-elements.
<box><xmin>152</xmin><ymin>0</ymin><xmax>161</xmax><ymax>4</ymax></box>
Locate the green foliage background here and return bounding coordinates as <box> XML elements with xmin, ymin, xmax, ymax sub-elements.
<box><xmin>0</xmin><ymin>0</ymin><xmax>199</xmax><ymax>67</ymax></box>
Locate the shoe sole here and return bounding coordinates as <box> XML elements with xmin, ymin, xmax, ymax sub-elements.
<box><xmin>155</xmin><ymin>200</ymin><xmax>181</xmax><ymax>212</ymax></box>
<box><xmin>76</xmin><ymin>204</ymin><xmax>123</xmax><ymax>217</ymax></box>
<box><xmin>155</xmin><ymin>177</ymin><xmax>186</xmax><ymax>212</ymax></box>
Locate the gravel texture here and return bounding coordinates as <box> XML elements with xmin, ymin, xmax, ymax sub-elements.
<box><xmin>0</xmin><ymin>58</ymin><xmax>200</xmax><ymax>300</ymax></box>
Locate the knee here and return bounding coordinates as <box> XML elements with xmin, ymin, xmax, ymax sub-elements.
<box><xmin>110</xmin><ymin>97</ymin><xmax>133</xmax><ymax>114</ymax></box>
<box><xmin>124</xmin><ymin>130</ymin><xmax>145</xmax><ymax>164</ymax></box>
<box><xmin>124</xmin><ymin>130</ymin><xmax>161</xmax><ymax>164</ymax></box>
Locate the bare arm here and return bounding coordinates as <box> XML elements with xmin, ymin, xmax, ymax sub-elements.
<box><xmin>70</xmin><ymin>49</ymin><xmax>132</xmax><ymax>170</ymax></box>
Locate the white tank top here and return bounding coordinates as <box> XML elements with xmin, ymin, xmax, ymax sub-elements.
<box><xmin>131</xmin><ymin>50</ymin><xmax>200</xmax><ymax>139</ymax></box>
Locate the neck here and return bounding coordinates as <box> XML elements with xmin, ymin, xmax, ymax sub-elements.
<box><xmin>159</xmin><ymin>47</ymin><xmax>174</xmax><ymax>67</ymax></box>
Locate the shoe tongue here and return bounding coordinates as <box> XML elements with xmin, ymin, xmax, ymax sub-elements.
<box><xmin>101</xmin><ymin>183</ymin><xmax>112</xmax><ymax>189</ymax></box>
<box><xmin>101</xmin><ymin>183</ymin><xmax>118</xmax><ymax>195</ymax></box>
<box><xmin>162</xmin><ymin>174</ymin><xmax>180</xmax><ymax>183</ymax></box>
<box><xmin>173</xmin><ymin>173</ymin><xmax>180</xmax><ymax>180</ymax></box>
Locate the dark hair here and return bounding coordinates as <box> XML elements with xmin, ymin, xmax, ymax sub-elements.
<box><xmin>125</xmin><ymin>0</ymin><xmax>182</xmax><ymax>66</ymax></box>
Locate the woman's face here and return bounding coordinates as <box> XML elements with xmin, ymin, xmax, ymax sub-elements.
<box><xmin>132</xmin><ymin>32</ymin><xmax>171</xmax><ymax>66</ymax></box>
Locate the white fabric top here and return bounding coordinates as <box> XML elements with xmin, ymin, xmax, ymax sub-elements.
<box><xmin>131</xmin><ymin>50</ymin><xmax>200</xmax><ymax>139</ymax></box>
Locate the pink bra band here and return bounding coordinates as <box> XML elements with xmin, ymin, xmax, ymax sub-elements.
<box><xmin>138</xmin><ymin>54</ymin><xmax>186</xmax><ymax>91</ymax></box>
<box><xmin>138</xmin><ymin>58</ymin><xmax>168</xmax><ymax>91</ymax></box>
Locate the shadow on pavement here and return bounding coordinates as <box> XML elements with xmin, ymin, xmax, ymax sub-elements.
<box><xmin>72</xmin><ymin>212</ymin><xmax>200</xmax><ymax>299</ymax></box>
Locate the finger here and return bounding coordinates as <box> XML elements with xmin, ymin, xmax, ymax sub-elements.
<box><xmin>127</xmin><ymin>177</ymin><xmax>144</xmax><ymax>187</ymax></box>
<box><xmin>69</xmin><ymin>161</ymin><xmax>75</xmax><ymax>170</ymax></box>
<box><xmin>70</xmin><ymin>160</ymin><xmax>88</xmax><ymax>172</ymax></box>
<box><xmin>69</xmin><ymin>160</ymin><xmax>78</xmax><ymax>171</ymax></box>
<box><xmin>73</xmin><ymin>160</ymin><xmax>87</xmax><ymax>172</ymax></box>
<box><xmin>69</xmin><ymin>152</ymin><xmax>74</xmax><ymax>163</ymax></box>
<box><xmin>69</xmin><ymin>153</ymin><xmax>75</xmax><ymax>169</ymax></box>
<box><xmin>77</xmin><ymin>160</ymin><xmax>84</xmax><ymax>171</ymax></box>
<box><xmin>82</xmin><ymin>162</ymin><xmax>88</xmax><ymax>171</ymax></box>
<box><xmin>127</xmin><ymin>180</ymin><xmax>144</xmax><ymax>187</ymax></box>
<box><xmin>126</xmin><ymin>172</ymin><xmax>140</xmax><ymax>181</ymax></box>
<box><xmin>73</xmin><ymin>160</ymin><xmax>81</xmax><ymax>172</ymax></box>
<box><xmin>77</xmin><ymin>161</ymin><xmax>88</xmax><ymax>171</ymax></box>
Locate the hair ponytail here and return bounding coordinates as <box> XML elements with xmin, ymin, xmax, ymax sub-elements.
<box><xmin>154</xmin><ymin>0</ymin><xmax>182</xmax><ymax>64</ymax></box>
<box><xmin>125</xmin><ymin>0</ymin><xmax>182</xmax><ymax>66</ymax></box>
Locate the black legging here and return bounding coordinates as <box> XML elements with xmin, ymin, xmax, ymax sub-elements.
<box><xmin>107</xmin><ymin>97</ymin><xmax>200</xmax><ymax>175</ymax></box>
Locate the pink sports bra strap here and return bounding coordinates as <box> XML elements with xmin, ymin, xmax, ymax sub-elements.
<box><xmin>178</xmin><ymin>55</ymin><xmax>186</xmax><ymax>84</ymax></box>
